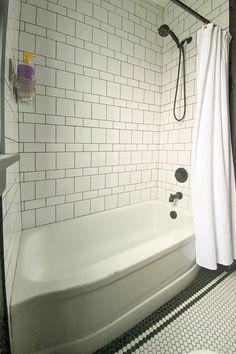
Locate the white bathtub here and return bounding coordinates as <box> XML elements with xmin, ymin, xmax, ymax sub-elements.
<box><xmin>11</xmin><ymin>200</ymin><xmax>197</xmax><ymax>354</ymax></box>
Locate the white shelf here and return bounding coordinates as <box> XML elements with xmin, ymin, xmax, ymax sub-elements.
<box><xmin>0</xmin><ymin>153</ymin><xmax>20</xmax><ymax>196</ymax></box>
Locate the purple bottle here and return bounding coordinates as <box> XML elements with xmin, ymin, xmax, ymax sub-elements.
<box><xmin>16</xmin><ymin>53</ymin><xmax>36</xmax><ymax>105</ymax></box>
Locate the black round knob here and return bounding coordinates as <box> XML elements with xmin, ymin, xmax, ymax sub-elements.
<box><xmin>170</xmin><ymin>211</ymin><xmax>177</xmax><ymax>219</ymax></box>
<box><xmin>175</xmin><ymin>168</ymin><xmax>188</xmax><ymax>183</ymax></box>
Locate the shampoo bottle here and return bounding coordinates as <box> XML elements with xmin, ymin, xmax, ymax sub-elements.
<box><xmin>16</xmin><ymin>52</ymin><xmax>36</xmax><ymax>105</ymax></box>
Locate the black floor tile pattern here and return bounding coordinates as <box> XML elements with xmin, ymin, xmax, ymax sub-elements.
<box><xmin>94</xmin><ymin>267</ymin><xmax>236</xmax><ymax>354</ymax></box>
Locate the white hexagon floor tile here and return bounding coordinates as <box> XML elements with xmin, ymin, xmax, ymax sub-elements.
<box><xmin>94</xmin><ymin>267</ymin><xmax>236</xmax><ymax>354</ymax></box>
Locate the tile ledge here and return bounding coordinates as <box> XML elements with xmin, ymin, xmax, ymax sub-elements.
<box><xmin>0</xmin><ymin>153</ymin><xmax>20</xmax><ymax>171</ymax></box>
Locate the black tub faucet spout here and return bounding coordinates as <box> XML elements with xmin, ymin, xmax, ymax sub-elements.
<box><xmin>169</xmin><ymin>192</ymin><xmax>183</xmax><ymax>202</ymax></box>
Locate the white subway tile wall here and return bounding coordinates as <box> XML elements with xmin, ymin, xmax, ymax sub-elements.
<box><xmin>18</xmin><ymin>0</ymin><xmax>229</xmax><ymax>229</ymax></box>
<box><xmin>19</xmin><ymin>0</ymin><xmax>163</xmax><ymax>228</ymax></box>
<box><xmin>157</xmin><ymin>0</ymin><xmax>229</xmax><ymax>210</ymax></box>
<box><xmin>3</xmin><ymin>0</ymin><xmax>22</xmax><ymax>307</ymax></box>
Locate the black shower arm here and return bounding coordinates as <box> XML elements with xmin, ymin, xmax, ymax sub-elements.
<box><xmin>170</xmin><ymin>0</ymin><xmax>210</xmax><ymax>25</ymax></box>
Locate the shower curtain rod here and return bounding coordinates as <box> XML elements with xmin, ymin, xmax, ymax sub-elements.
<box><xmin>170</xmin><ymin>0</ymin><xmax>210</xmax><ymax>24</ymax></box>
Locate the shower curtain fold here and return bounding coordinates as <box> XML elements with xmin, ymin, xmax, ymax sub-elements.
<box><xmin>192</xmin><ymin>23</ymin><xmax>236</xmax><ymax>270</ymax></box>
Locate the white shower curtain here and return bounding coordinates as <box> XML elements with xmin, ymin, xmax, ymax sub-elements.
<box><xmin>192</xmin><ymin>23</ymin><xmax>236</xmax><ymax>270</ymax></box>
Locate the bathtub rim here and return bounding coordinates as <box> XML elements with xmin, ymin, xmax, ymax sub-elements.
<box><xmin>21</xmin><ymin>199</ymin><xmax>192</xmax><ymax>234</ymax></box>
<box><xmin>11</xmin><ymin>233</ymin><xmax>194</xmax><ymax>315</ymax></box>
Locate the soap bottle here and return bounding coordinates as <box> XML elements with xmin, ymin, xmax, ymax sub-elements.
<box><xmin>16</xmin><ymin>52</ymin><xmax>36</xmax><ymax>105</ymax></box>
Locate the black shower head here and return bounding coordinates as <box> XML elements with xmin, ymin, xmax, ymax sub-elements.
<box><xmin>158</xmin><ymin>24</ymin><xmax>180</xmax><ymax>48</ymax></box>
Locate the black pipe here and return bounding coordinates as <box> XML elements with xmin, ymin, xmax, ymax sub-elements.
<box><xmin>170</xmin><ymin>0</ymin><xmax>210</xmax><ymax>24</ymax></box>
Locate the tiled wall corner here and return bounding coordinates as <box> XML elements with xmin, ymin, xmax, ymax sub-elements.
<box><xmin>18</xmin><ymin>0</ymin><xmax>230</xmax><ymax>228</ymax></box>
<box><xmin>3</xmin><ymin>0</ymin><xmax>22</xmax><ymax>307</ymax></box>
<box><xmin>19</xmin><ymin>0</ymin><xmax>163</xmax><ymax>229</ymax></box>
<box><xmin>157</xmin><ymin>0</ymin><xmax>229</xmax><ymax>210</ymax></box>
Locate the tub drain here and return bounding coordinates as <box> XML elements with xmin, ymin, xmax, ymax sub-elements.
<box><xmin>170</xmin><ymin>211</ymin><xmax>177</xmax><ymax>219</ymax></box>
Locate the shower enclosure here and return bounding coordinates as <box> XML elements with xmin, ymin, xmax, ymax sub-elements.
<box><xmin>0</xmin><ymin>0</ymin><xmax>236</xmax><ymax>353</ymax></box>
